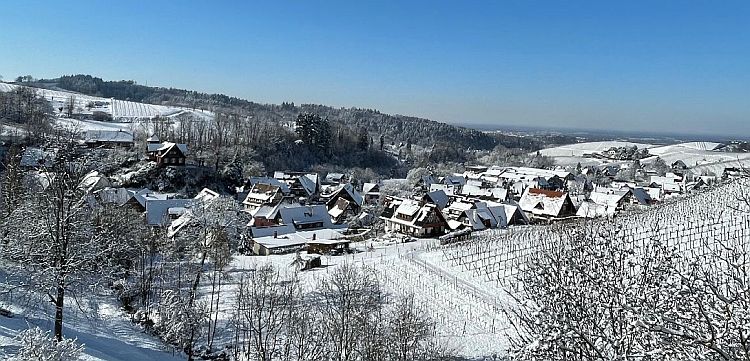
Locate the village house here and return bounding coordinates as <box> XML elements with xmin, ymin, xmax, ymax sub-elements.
<box><xmin>123</xmin><ymin>188</ymin><xmax>193</xmax><ymax>226</ymax></box>
<box><xmin>362</xmin><ymin>182</ymin><xmax>381</xmax><ymax>204</ymax></box>
<box><xmin>576</xmin><ymin>188</ymin><xmax>632</xmax><ymax>218</ymax></box>
<box><xmin>82</xmin><ymin>129</ymin><xmax>134</xmax><ymax>148</ymax></box>
<box><xmin>458</xmin><ymin>184</ymin><xmax>509</xmax><ymax>202</ymax></box>
<box><xmin>439</xmin><ymin>174</ymin><xmax>467</xmax><ymax>189</ymax></box>
<box><xmin>650</xmin><ymin>173</ymin><xmax>684</xmax><ymax>195</ymax></box>
<box><xmin>146</xmin><ymin>136</ymin><xmax>188</xmax><ymax>166</ymax></box>
<box><xmin>324</xmin><ymin>183</ymin><xmax>364</xmax><ymax>224</ymax></box>
<box><xmin>518</xmin><ymin>188</ymin><xmax>577</xmax><ymax>221</ymax></box>
<box><xmin>380</xmin><ymin>197</ymin><xmax>448</xmax><ymax>237</ymax></box>
<box><xmin>167</xmin><ymin>188</ymin><xmax>223</xmax><ymax>238</ymax></box>
<box><xmin>247</xmin><ymin>204</ymin><xmax>347</xmax><ymax>255</ymax></box>
<box><xmin>273</xmin><ymin>171</ymin><xmax>320</xmax><ymax>199</ymax></box>
<box><xmin>461</xmin><ymin>202</ymin><xmax>528</xmax><ymax>231</ymax></box>
<box><xmin>444</xmin><ymin>199</ymin><xmax>528</xmax><ymax>231</ymax></box>
<box><xmin>422</xmin><ymin>189</ymin><xmax>450</xmax><ymax>210</ymax></box>
<box><xmin>429</xmin><ymin>183</ymin><xmax>457</xmax><ymax>197</ymax></box>
<box><xmin>324</xmin><ymin>172</ymin><xmax>348</xmax><ymax>185</ymax></box>
<box><xmin>242</xmin><ymin>183</ymin><xmax>285</xmax><ymax>212</ymax></box>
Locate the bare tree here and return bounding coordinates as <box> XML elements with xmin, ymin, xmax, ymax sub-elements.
<box><xmin>387</xmin><ymin>294</ymin><xmax>436</xmax><ymax>361</ymax></box>
<box><xmin>235</xmin><ymin>264</ymin><xmax>296</xmax><ymax>361</ymax></box>
<box><xmin>3</xmin><ymin>146</ymin><xmax>125</xmax><ymax>341</ymax></box>
<box><xmin>317</xmin><ymin>263</ymin><xmax>384</xmax><ymax>361</ymax></box>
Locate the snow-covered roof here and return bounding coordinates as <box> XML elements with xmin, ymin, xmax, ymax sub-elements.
<box><xmin>148</xmin><ymin>141</ymin><xmax>188</xmax><ymax>155</ymax></box>
<box><xmin>193</xmin><ymin>188</ymin><xmax>220</xmax><ymax>203</ymax></box>
<box><xmin>84</xmin><ymin>130</ymin><xmax>133</xmax><ymax>143</ymax></box>
<box><xmin>325</xmin><ymin>172</ymin><xmax>346</xmax><ymax>183</ymax></box>
<box><xmin>429</xmin><ymin>183</ymin><xmax>456</xmax><ymax>196</ymax></box>
<box><xmin>253</xmin><ymin>228</ymin><xmax>346</xmax><ymax>250</ymax></box>
<box><xmin>328</xmin><ymin>198</ymin><xmax>352</xmax><ymax>219</ymax></box>
<box><xmin>518</xmin><ymin>188</ymin><xmax>572</xmax><ymax>218</ymax></box>
<box><xmin>79</xmin><ymin>171</ymin><xmax>111</xmax><ymax>193</ymax></box>
<box><xmin>298</xmin><ymin>174</ymin><xmax>318</xmax><ymax>196</ymax></box>
<box><xmin>588</xmin><ymin>189</ymin><xmax>630</xmax><ymax>207</ymax></box>
<box><xmin>250</xmin><ymin>204</ymin><xmax>343</xmax><ymax>238</ymax></box>
<box><xmin>247</xmin><ymin>177</ymin><xmax>291</xmax><ymax>194</ymax></box>
<box><xmin>362</xmin><ymin>182</ymin><xmax>380</xmax><ymax>195</ymax></box>
<box><xmin>441</xmin><ymin>175</ymin><xmax>466</xmax><ymax>186</ymax></box>
<box><xmin>425</xmin><ymin>190</ymin><xmax>449</xmax><ymax>210</ymax></box>
<box><xmin>395</xmin><ymin>199</ymin><xmax>422</xmax><ymax>217</ymax></box>
<box><xmin>381</xmin><ymin>196</ymin><xmax>446</xmax><ymax>229</ymax></box>
<box><xmin>334</xmin><ymin>183</ymin><xmax>363</xmax><ymax>207</ymax></box>
<box><xmin>243</xmin><ymin>183</ymin><xmax>282</xmax><ymax>205</ymax></box>
<box><xmin>145</xmin><ymin>198</ymin><xmax>193</xmax><ymax>226</ymax></box>
<box><xmin>576</xmin><ymin>201</ymin><xmax>615</xmax><ymax>218</ymax></box>
<box><xmin>460</xmin><ymin>184</ymin><xmax>508</xmax><ymax>201</ymax></box>
<box><xmin>446</xmin><ymin>200</ymin><xmax>475</xmax><ymax>214</ymax></box>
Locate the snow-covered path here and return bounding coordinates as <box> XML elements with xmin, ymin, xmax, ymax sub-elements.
<box><xmin>0</xmin><ymin>298</ymin><xmax>184</xmax><ymax>360</ymax></box>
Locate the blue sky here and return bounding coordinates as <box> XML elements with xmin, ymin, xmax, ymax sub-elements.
<box><xmin>0</xmin><ymin>1</ymin><xmax>748</xmax><ymax>136</ymax></box>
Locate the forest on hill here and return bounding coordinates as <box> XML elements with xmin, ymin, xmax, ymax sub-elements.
<box><xmin>37</xmin><ymin>74</ymin><xmax>557</xmax><ymax>151</ymax></box>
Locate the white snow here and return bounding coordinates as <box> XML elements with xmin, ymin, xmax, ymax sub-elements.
<box><xmin>539</xmin><ymin>141</ymin><xmax>657</xmax><ymax>157</ymax></box>
<box><xmin>540</xmin><ymin>140</ymin><xmax>750</xmax><ymax>174</ymax></box>
<box><xmin>0</xmin><ymin>82</ymin><xmax>214</xmax><ymax>122</ymax></box>
<box><xmin>0</xmin><ymin>295</ymin><xmax>184</xmax><ymax>360</ymax></box>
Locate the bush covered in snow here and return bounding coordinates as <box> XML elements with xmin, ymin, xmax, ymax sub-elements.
<box><xmin>13</xmin><ymin>327</ymin><xmax>85</xmax><ymax>361</ymax></box>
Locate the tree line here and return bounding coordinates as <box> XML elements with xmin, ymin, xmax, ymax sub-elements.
<box><xmin>38</xmin><ymin>74</ymin><xmax>541</xmax><ymax>151</ymax></box>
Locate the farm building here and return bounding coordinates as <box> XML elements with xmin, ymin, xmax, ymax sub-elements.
<box><xmin>83</xmin><ymin>130</ymin><xmax>134</xmax><ymax>148</ymax></box>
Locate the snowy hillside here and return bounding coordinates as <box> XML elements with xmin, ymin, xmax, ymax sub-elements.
<box><xmin>0</xmin><ymin>82</ymin><xmax>213</xmax><ymax>122</ymax></box>
<box><xmin>539</xmin><ymin>141</ymin><xmax>658</xmax><ymax>158</ymax></box>
<box><xmin>645</xmin><ymin>142</ymin><xmax>750</xmax><ymax>175</ymax></box>
<box><xmin>541</xmin><ymin>140</ymin><xmax>750</xmax><ymax>172</ymax></box>
<box><xmin>0</xmin><ymin>293</ymin><xmax>183</xmax><ymax>360</ymax></box>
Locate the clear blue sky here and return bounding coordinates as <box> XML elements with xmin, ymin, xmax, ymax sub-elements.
<box><xmin>1</xmin><ymin>1</ymin><xmax>748</xmax><ymax>136</ymax></box>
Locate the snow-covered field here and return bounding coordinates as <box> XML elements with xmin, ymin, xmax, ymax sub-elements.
<box><xmin>541</xmin><ymin>140</ymin><xmax>750</xmax><ymax>172</ymax></box>
<box><xmin>539</xmin><ymin>141</ymin><xmax>657</xmax><ymax>158</ymax></box>
<box><xmin>195</xmin><ymin>237</ymin><xmax>511</xmax><ymax>358</ymax></box>
<box><xmin>0</xmin><ymin>82</ymin><xmax>213</xmax><ymax>122</ymax></box>
<box><xmin>645</xmin><ymin>142</ymin><xmax>750</xmax><ymax>175</ymax></box>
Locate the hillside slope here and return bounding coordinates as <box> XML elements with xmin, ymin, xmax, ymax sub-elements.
<box><xmin>37</xmin><ymin>75</ymin><xmax>528</xmax><ymax>150</ymax></box>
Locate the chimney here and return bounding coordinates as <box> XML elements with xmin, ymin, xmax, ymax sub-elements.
<box><xmin>273</xmin><ymin>231</ymin><xmax>278</xmax><ymax>238</ymax></box>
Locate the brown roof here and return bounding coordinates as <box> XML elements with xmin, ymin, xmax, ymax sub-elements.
<box><xmin>528</xmin><ymin>188</ymin><xmax>565</xmax><ymax>198</ymax></box>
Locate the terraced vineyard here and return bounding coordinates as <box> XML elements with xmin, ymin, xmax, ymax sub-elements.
<box><xmin>442</xmin><ymin>180</ymin><xmax>750</xmax><ymax>288</ymax></box>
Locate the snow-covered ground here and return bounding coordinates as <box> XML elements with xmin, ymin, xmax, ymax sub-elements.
<box><xmin>541</xmin><ymin>140</ymin><xmax>750</xmax><ymax>172</ymax></box>
<box><xmin>0</xmin><ymin>292</ymin><xmax>184</xmax><ymax>360</ymax></box>
<box><xmin>645</xmin><ymin>142</ymin><xmax>750</xmax><ymax>175</ymax></box>
<box><xmin>539</xmin><ymin>141</ymin><xmax>658</xmax><ymax>158</ymax></box>
<box><xmin>0</xmin><ymin>82</ymin><xmax>213</xmax><ymax>122</ymax></box>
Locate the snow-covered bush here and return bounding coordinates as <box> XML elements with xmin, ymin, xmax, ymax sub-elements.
<box><xmin>13</xmin><ymin>327</ymin><xmax>84</xmax><ymax>361</ymax></box>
